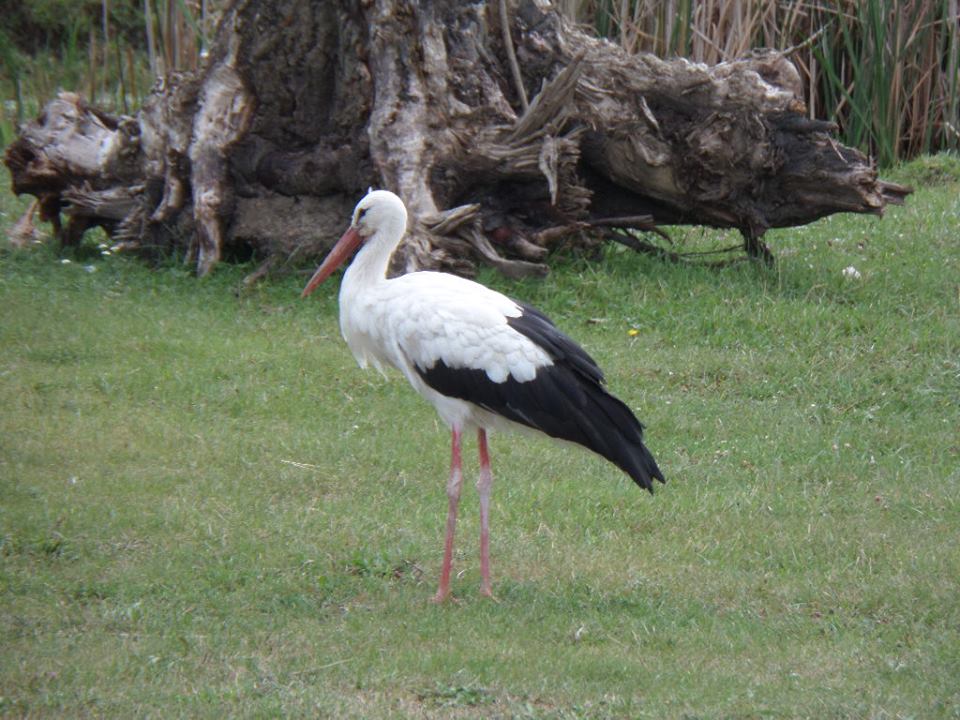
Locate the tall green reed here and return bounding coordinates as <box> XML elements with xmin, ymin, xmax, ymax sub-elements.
<box><xmin>567</xmin><ymin>0</ymin><xmax>960</xmax><ymax>165</ymax></box>
<box><xmin>0</xmin><ymin>0</ymin><xmax>217</xmax><ymax>124</ymax></box>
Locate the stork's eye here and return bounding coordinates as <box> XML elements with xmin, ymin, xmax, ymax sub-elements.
<box><xmin>357</xmin><ymin>208</ymin><xmax>368</xmax><ymax>221</ymax></box>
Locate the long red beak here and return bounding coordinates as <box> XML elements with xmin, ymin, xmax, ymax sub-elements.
<box><xmin>301</xmin><ymin>226</ymin><xmax>363</xmax><ymax>298</ymax></box>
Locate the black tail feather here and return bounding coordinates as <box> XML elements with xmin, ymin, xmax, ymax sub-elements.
<box><xmin>417</xmin><ymin>359</ymin><xmax>665</xmax><ymax>490</ymax></box>
<box><xmin>414</xmin><ymin>299</ymin><xmax>665</xmax><ymax>490</ymax></box>
<box><xmin>507</xmin><ymin>301</ymin><xmax>665</xmax><ymax>490</ymax></box>
<box><xmin>547</xmin><ymin>366</ymin><xmax>665</xmax><ymax>491</ymax></box>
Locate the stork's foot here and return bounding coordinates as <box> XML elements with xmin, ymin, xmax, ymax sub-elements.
<box><xmin>479</xmin><ymin>585</ymin><xmax>500</xmax><ymax>602</ymax></box>
<box><xmin>429</xmin><ymin>589</ymin><xmax>459</xmax><ymax>604</ymax></box>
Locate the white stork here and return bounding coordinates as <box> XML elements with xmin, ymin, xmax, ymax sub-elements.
<box><xmin>302</xmin><ymin>190</ymin><xmax>664</xmax><ymax>602</ymax></box>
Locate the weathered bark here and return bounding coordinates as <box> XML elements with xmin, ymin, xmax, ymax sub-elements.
<box><xmin>4</xmin><ymin>0</ymin><xmax>911</xmax><ymax>280</ymax></box>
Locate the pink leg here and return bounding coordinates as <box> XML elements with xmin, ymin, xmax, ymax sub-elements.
<box><xmin>432</xmin><ymin>427</ymin><xmax>463</xmax><ymax>603</ymax></box>
<box><xmin>477</xmin><ymin>428</ymin><xmax>495</xmax><ymax>597</ymax></box>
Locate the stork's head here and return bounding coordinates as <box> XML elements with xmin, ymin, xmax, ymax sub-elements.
<box><xmin>351</xmin><ymin>189</ymin><xmax>408</xmax><ymax>239</ymax></box>
<box><xmin>301</xmin><ymin>189</ymin><xmax>408</xmax><ymax>298</ymax></box>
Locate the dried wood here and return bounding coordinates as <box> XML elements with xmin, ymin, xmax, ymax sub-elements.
<box><xmin>4</xmin><ymin>0</ymin><xmax>911</xmax><ymax>280</ymax></box>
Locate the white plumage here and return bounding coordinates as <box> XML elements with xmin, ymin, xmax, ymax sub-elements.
<box><xmin>302</xmin><ymin>189</ymin><xmax>664</xmax><ymax>601</ymax></box>
<box><xmin>349</xmin><ymin>272</ymin><xmax>548</xmax><ymax>388</ymax></box>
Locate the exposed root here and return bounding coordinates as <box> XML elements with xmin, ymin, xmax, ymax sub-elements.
<box><xmin>7</xmin><ymin>199</ymin><xmax>43</xmax><ymax>248</ymax></box>
<box><xmin>604</xmin><ymin>227</ymin><xmax>765</xmax><ymax>267</ymax></box>
<box><xmin>422</xmin><ymin>204</ymin><xmax>549</xmax><ymax>279</ymax></box>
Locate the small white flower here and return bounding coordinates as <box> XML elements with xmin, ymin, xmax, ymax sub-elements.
<box><xmin>60</xmin><ymin>258</ymin><xmax>72</xmax><ymax>264</ymax></box>
<box><xmin>84</xmin><ymin>265</ymin><xmax>97</xmax><ymax>273</ymax></box>
<box><xmin>842</xmin><ymin>265</ymin><xmax>862</xmax><ymax>279</ymax></box>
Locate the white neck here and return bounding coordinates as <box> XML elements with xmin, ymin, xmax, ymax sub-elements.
<box><xmin>341</xmin><ymin>210</ymin><xmax>406</xmax><ymax>292</ymax></box>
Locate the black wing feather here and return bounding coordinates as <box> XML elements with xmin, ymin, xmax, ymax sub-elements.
<box><xmin>415</xmin><ymin>300</ymin><xmax>665</xmax><ymax>491</ymax></box>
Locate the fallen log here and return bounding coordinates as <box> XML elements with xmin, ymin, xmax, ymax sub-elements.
<box><xmin>4</xmin><ymin>0</ymin><xmax>911</xmax><ymax>281</ymax></box>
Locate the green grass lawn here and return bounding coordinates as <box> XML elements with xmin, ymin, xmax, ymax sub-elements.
<box><xmin>1</xmin><ymin>157</ymin><xmax>958</xmax><ymax>718</ymax></box>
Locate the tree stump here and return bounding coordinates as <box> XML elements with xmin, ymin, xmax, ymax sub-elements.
<box><xmin>4</xmin><ymin>0</ymin><xmax>912</xmax><ymax>281</ymax></box>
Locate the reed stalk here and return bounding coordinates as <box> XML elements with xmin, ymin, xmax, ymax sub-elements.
<box><xmin>567</xmin><ymin>0</ymin><xmax>959</xmax><ymax>164</ymax></box>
